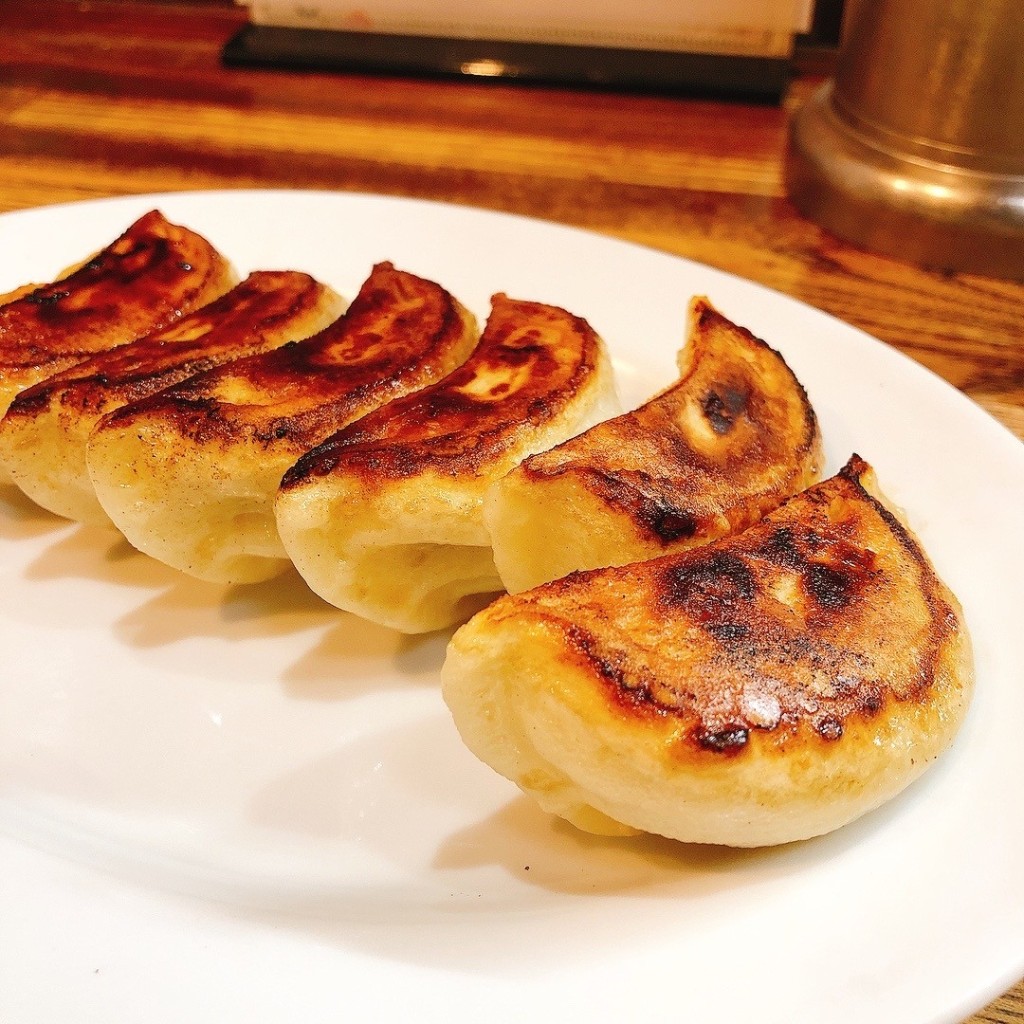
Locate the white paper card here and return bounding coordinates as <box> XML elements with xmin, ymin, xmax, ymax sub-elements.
<box><xmin>247</xmin><ymin>0</ymin><xmax>814</xmax><ymax>57</ymax></box>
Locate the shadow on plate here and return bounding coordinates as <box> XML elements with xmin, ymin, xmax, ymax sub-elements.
<box><xmin>112</xmin><ymin>568</ymin><xmax>337</xmax><ymax>648</ymax></box>
<box><xmin>280</xmin><ymin>616</ymin><xmax>451</xmax><ymax>700</ymax></box>
<box><xmin>24</xmin><ymin>523</ymin><xmax>182</xmax><ymax>590</ymax></box>
<box><xmin>0</xmin><ymin>482</ymin><xmax>69</xmax><ymax>540</ymax></box>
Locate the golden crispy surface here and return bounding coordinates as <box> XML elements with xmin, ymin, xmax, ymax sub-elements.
<box><xmin>99</xmin><ymin>261</ymin><xmax>476</xmax><ymax>458</ymax></box>
<box><xmin>0</xmin><ymin>271</ymin><xmax>343</xmax><ymax>523</ymax></box>
<box><xmin>523</xmin><ymin>456</ymin><xmax>960</xmax><ymax>749</ymax></box>
<box><xmin>487</xmin><ymin>297</ymin><xmax>822</xmax><ymax>593</ymax></box>
<box><xmin>87</xmin><ymin>262</ymin><xmax>479</xmax><ymax>584</ymax></box>
<box><xmin>443</xmin><ymin>456</ymin><xmax>974</xmax><ymax>845</ymax></box>
<box><xmin>281</xmin><ymin>293</ymin><xmax>608</xmax><ymax>489</ymax></box>
<box><xmin>0</xmin><ymin>209</ymin><xmax>235</xmax><ymax>417</ymax></box>
<box><xmin>275</xmin><ymin>294</ymin><xmax>618</xmax><ymax>633</ymax></box>
<box><xmin>5</xmin><ymin>270</ymin><xmax>343</xmax><ymax>424</ymax></box>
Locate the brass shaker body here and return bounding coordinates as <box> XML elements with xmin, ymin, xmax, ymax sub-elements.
<box><xmin>787</xmin><ymin>0</ymin><xmax>1024</xmax><ymax>279</ymax></box>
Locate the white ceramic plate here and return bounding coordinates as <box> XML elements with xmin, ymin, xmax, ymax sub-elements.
<box><xmin>1</xmin><ymin>191</ymin><xmax>1022</xmax><ymax>1024</ymax></box>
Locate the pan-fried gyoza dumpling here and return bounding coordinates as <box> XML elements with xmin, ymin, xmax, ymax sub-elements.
<box><xmin>0</xmin><ymin>210</ymin><xmax>235</xmax><ymax>425</ymax></box>
<box><xmin>87</xmin><ymin>263</ymin><xmax>478</xmax><ymax>584</ymax></box>
<box><xmin>275</xmin><ymin>294</ymin><xmax>619</xmax><ymax>633</ymax></box>
<box><xmin>486</xmin><ymin>297</ymin><xmax>823</xmax><ymax>594</ymax></box>
<box><xmin>443</xmin><ymin>456</ymin><xmax>974</xmax><ymax>847</ymax></box>
<box><xmin>0</xmin><ymin>271</ymin><xmax>344</xmax><ymax>524</ymax></box>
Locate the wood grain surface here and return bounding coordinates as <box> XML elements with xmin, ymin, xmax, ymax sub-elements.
<box><xmin>0</xmin><ymin>2</ymin><xmax>1021</xmax><ymax>1020</ymax></box>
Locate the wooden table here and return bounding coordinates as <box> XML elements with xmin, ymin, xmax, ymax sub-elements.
<box><xmin>1</xmin><ymin>2</ymin><xmax>1021</xmax><ymax>1020</ymax></box>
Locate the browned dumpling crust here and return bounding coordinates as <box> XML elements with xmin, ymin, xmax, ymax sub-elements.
<box><xmin>0</xmin><ymin>210</ymin><xmax>236</xmax><ymax>425</ymax></box>
<box><xmin>276</xmin><ymin>294</ymin><xmax>619</xmax><ymax>633</ymax></box>
<box><xmin>486</xmin><ymin>297</ymin><xmax>823</xmax><ymax>594</ymax></box>
<box><xmin>443</xmin><ymin>456</ymin><xmax>974</xmax><ymax>847</ymax></box>
<box><xmin>0</xmin><ymin>271</ymin><xmax>344</xmax><ymax>524</ymax></box>
<box><xmin>87</xmin><ymin>262</ymin><xmax>478</xmax><ymax>584</ymax></box>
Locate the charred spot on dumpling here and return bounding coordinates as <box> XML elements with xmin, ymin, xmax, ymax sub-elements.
<box><xmin>649</xmin><ymin>503</ymin><xmax>699</xmax><ymax>542</ymax></box>
<box><xmin>694</xmin><ymin>725</ymin><xmax>750</xmax><ymax>754</ymax></box>
<box><xmin>658</xmin><ymin>550</ymin><xmax>758</xmax><ymax>611</ymax></box>
<box><xmin>5</xmin><ymin>386</ymin><xmax>52</xmax><ymax>417</ymax></box>
<box><xmin>706</xmin><ymin>620</ymin><xmax>749</xmax><ymax>642</ymax></box>
<box><xmin>571</xmin><ymin>469</ymin><xmax>703</xmax><ymax>546</ymax></box>
<box><xmin>804</xmin><ymin>562</ymin><xmax>856</xmax><ymax>610</ymax></box>
<box><xmin>701</xmin><ymin>384</ymin><xmax>748</xmax><ymax>435</ymax></box>
<box><xmin>764</xmin><ymin>524</ymin><xmax>811</xmax><ymax>567</ymax></box>
<box><xmin>815</xmin><ymin>716</ymin><xmax>844</xmax><ymax>741</ymax></box>
<box><xmin>27</xmin><ymin>289</ymin><xmax>71</xmax><ymax>309</ymax></box>
<box><xmin>562</xmin><ymin>620</ymin><xmax>678</xmax><ymax>719</ymax></box>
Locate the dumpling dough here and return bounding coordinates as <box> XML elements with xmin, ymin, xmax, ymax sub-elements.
<box><xmin>275</xmin><ymin>294</ymin><xmax>619</xmax><ymax>633</ymax></box>
<box><xmin>87</xmin><ymin>263</ymin><xmax>477</xmax><ymax>584</ymax></box>
<box><xmin>486</xmin><ymin>297</ymin><xmax>823</xmax><ymax>594</ymax></box>
<box><xmin>0</xmin><ymin>209</ymin><xmax>236</xmax><ymax>480</ymax></box>
<box><xmin>0</xmin><ymin>271</ymin><xmax>343</xmax><ymax>524</ymax></box>
<box><xmin>443</xmin><ymin>456</ymin><xmax>974</xmax><ymax>847</ymax></box>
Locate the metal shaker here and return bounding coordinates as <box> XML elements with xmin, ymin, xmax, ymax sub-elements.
<box><xmin>787</xmin><ymin>0</ymin><xmax>1024</xmax><ymax>279</ymax></box>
